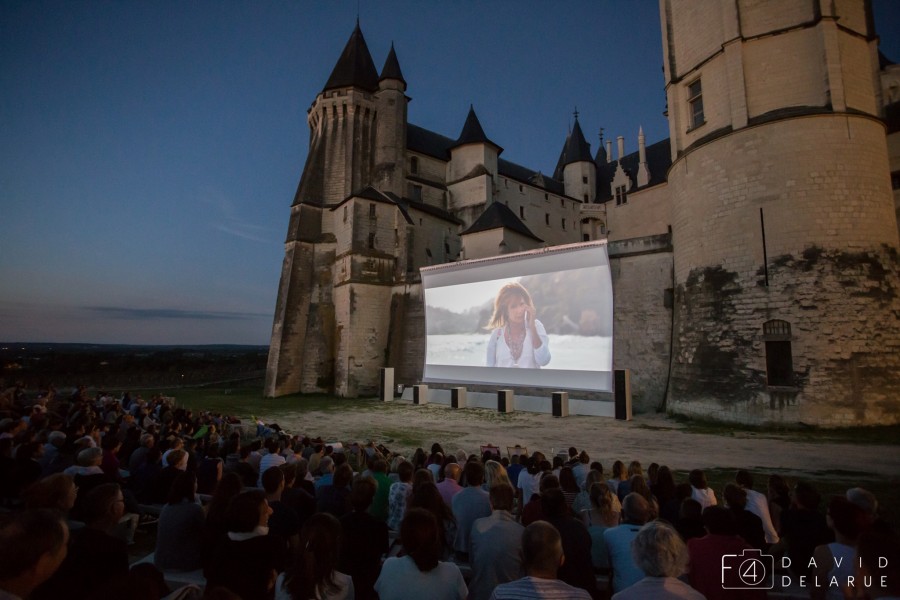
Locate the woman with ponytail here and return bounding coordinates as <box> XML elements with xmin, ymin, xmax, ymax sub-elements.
<box><xmin>276</xmin><ymin>512</ymin><xmax>353</xmax><ymax>599</ymax></box>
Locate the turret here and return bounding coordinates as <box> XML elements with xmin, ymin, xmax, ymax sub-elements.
<box><xmin>561</xmin><ymin>117</ymin><xmax>596</xmax><ymax>202</ymax></box>
<box><xmin>374</xmin><ymin>43</ymin><xmax>408</xmax><ymax>197</ymax></box>
<box><xmin>447</xmin><ymin>106</ymin><xmax>502</xmax><ymax>186</ymax></box>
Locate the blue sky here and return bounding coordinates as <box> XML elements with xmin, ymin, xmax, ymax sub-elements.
<box><xmin>2</xmin><ymin>1</ymin><xmax>899</xmax><ymax>345</ymax></box>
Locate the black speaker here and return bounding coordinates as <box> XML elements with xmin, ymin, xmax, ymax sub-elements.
<box><xmin>614</xmin><ymin>369</ymin><xmax>632</xmax><ymax>420</ymax></box>
<box><xmin>551</xmin><ymin>391</ymin><xmax>568</xmax><ymax>417</ymax></box>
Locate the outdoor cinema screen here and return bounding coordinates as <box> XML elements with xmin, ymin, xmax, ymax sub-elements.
<box><xmin>420</xmin><ymin>241</ymin><xmax>614</xmax><ymax>392</ymax></box>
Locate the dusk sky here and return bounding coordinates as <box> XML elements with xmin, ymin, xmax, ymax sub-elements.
<box><xmin>2</xmin><ymin>1</ymin><xmax>899</xmax><ymax>346</ymax></box>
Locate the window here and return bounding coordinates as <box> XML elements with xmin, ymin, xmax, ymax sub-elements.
<box><xmin>518</xmin><ymin>184</ymin><xmax>524</xmax><ymax>193</ymax></box>
<box><xmin>891</xmin><ymin>171</ymin><xmax>900</xmax><ymax>190</ymax></box>
<box><xmin>561</xmin><ymin>218</ymin><xmax>567</xmax><ymax>230</ymax></box>
<box><xmin>410</xmin><ymin>156</ymin><xmax>419</xmax><ymax>174</ymax></box>
<box><xmin>519</xmin><ymin>206</ymin><xmax>525</xmax><ymax>219</ymax></box>
<box><xmin>368</xmin><ymin>232</ymin><xmax>376</xmax><ymax>249</ymax></box>
<box><xmin>583</xmin><ymin>233</ymin><xmax>590</xmax><ymax>242</ymax></box>
<box><xmin>560</xmin><ymin>198</ymin><xmax>565</xmax><ymax>208</ymax></box>
<box><xmin>408</xmin><ymin>184</ymin><xmax>422</xmax><ymax>202</ymax></box>
<box><xmin>763</xmin><ymin>320</ymin><xmax>793</xmax><ymax>387</ymax></box>
<box><xmin>582</xmin><ymin>176</ymin><xmax>588</xmax><ymax>184</ymax></box>
<box><xmin>545</xmin><ymin>213</ymin><xmax>550</xmax><ymax>226</ymax></box>
<box><xmin>615</xmin><ymin>185</ymin><xmax>628</xmax><ymax>205</ymax></box>
<box><xmin>369</xmin><ymin>203</ymin><xmax>376</xmax><ymax>219</ymax></box>
<box><xmin>343</xmin><ymin>206</ymin><xmax>348</xmax><ymax>223</ymax></box>
<box><xmin>583</xmin><ymin>194</ymin><xmax>588</xmax><ymax>202</ymax></box>
<box><xmin>688</xmin><ymin>78</ymin><xmax>704</xmax><ymax>128</ymax></box>
<box><xmin>544</xmin><ymin>193</ymin><xmax>549</xmax><ymax>201</ymax></box>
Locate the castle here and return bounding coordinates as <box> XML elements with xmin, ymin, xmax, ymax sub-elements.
<box><xmin>266</xmin><ymin>0</ymin><xmax>900</xmax><ymax>426</ymax></box>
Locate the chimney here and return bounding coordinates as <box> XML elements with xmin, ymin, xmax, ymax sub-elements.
<box><xmin>617</xmin><ymin>136</ymin><xmax>625</xmax><ymax>161</ymax></box>
<box><xmin>606</xmin><ymin>140</ymin><xmax>613</xmax><ymax>163</ymax></box>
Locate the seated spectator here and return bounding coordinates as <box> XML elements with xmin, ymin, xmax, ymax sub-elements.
<box><xmin>517</xmin><ymin>454</ymin><xmax>545</xmax><ymax>511</ymax></box>
<box><xmin>128</xmin><ymin>433</ymin><xmax>155</xmax><ymax>474</ymax></box>
<box><xmin>723</xmin><ymin>483</ymin><xmax>766</xmax><ymax>551</ymax></box>
<box><xmin>521</xmin><ymin>473</ymin><xmax>559</xmax><ymax>526</ymax></box>
<box><xmin>339</xmin><ymin>478</ymin><xmax>390</xmax><ymax>600</ymax></box>
<box><xmin>258</xmin><ymin>438</ymin><xmax>286</xmax><ymax>487</ymax></box>
<box><xmin>482</xmin><ymin>460</ymin><xmax>514</xmax><ymax>496</ymax></box>
<box><xmin>24</xmin><ymin>473</ymin><xmax>79</xmax><ymax>521</ymax></box>
<box><xmin>155</xmin><ymin>471</ymin><xmax>205</xmax><ymax>572</ymax></box>
<box><xmin>688</xmin><ymin>505</ymin><xmax>765</xmax><ymax>600</ymax></box>
<box><xmin>410</xmin><ymin>480</ymin><xmax>456</xmax><ymax>557</ymax></box>
<box><xmin>375</xmin><ymin>508</ymin><xmax>467</xmax><ymax>600</ymax></box>
<box><xmin>811</xmin><ymin>496</ymin><xmax>865</xmax><ymax>600</ymax></box>
<box><xmin>543</xmin><ymin>488</ymin><xmax>596</xmax><ymax>597</ymax></box>
<box><xmin>676</xmin><ymin>498</ymin><xmax>706</xmax><ymax>542</ymax></box>
<box><xmin>735</xmin><ymin>470</ymin><xmax>779</xmax><ymax>544</ymax></box>
<box><xmin>573</xmin><ymin>468</ymin><xmax>613</xmax><ymax>516</ymax></box>
<box><xmin>452</xmin><ymin>461</ymin><xmax>492</xmax><ymax>560</ymax></box>
<box><xmin>572</xmin><ymin>450</ymin><xmax>591</xmax><ymax>491</ymax></box>
<box><xmin>314</xmin><ymin>456</ymin><xmax>335</xmax><ymax>490</ymax></box>
<box><xmin>224</xmin><ymin>444</ymin><xmax>258</xmax><ymax>489</ymax></box>
<box><xmin>280</xmin><ymin>463</ymin><xmax>316</xmax><ymax>528</ymax></box>
<box><xmin>582</xmin><ymin>481</ymin><xmax>620</xmax><ymax>571</ymax></box>
<box><xmin>604</xmin><ymin>493</ymin><xmax>651</xmax><ymax>595</ymax></box>
<box><xmin>141</xmin><ymin>449</ymin><xmax>188</xmax><ymax>505</ymax></box>
<box><xmin>0</xmin><ymin>509</ymin><xmax>69</xmax><ymax>600</ymax></box>
<box><xmin>613</xmin><ymin>520</ymin><xmax>704</xmax><ymax>600</ymax></box>
<box><xmin>617</xmin><ymin>460</ymin><xmax>643</xmax><ymax>501</ymax></box>
<box><xmin>489</xmin><ymin>520</ymin><xmax>591</xmax><ymax>600</ymax></box>
<box><xmin>558</xmin><ymin>466</ymin><xmax>580</xmax><ymax>510</ymax></box>
<box><xmin>368</xmin><ymin>458</ymin><xmax>392</xmax><ymax>522</ymax></box>
<box><xmin>276</xmin><ymin>512</ymin><xmax>353</xmax><ymax>600</ymax></box>
<box><xmin>204</xmin><ymin>489</ymin><xmax>286</xmax><ymax>600</ymax></box>
<box><xmin>654</xmin><ymin>466</ymin><xmax>679</xmax><ymax>524</ymax></box>
<box><xmin>201</xmin><ymin>472</ymin><xmax>243</xmax><ymax>570</ymax></box>
<box><xmin>436</xmin><ymin>462</ymin><xmax>463</xmax><ymax>507</ymax></box>
<box><xmin>317</xmin><ymin>462</ymin><xmax>353</xmax><ymax>519</ymax></box>
<box><xmin>33</xmin><ymin>483</ymin><xmax>130</xmax><ymax>600</ymax></box>
<box><xmin>469</xmin><ymin>484</ymin><xmax>524</xmax><ymax>600</ymax></box>
<box><xmin>689</xmin><ymin>469</ymin><xmax>717</xmax><ymax>509</ymax></box>
<box><xmin>846</xmin><ymin>487</ymin><xmax>892</xmax><ymax>534</ymax></box>
<box><xmin>629</xmin><ymin>474</ymin><xmax>659</xmax><ymax>520</ymax></box>
<box><xmin>779</xmin><ymin>481</ymin><xmax>833</xmax><ymax>578</ymax></box>
<box><xmin>387</xmin><ymin>460</ymin><xmax>414</xmax><ymax>530</ymax></box>
<box><xmin>197</xmin><ymin>443</ymin><xmax>224</xmax><ymax>495</ymax></box>
<box><xmin>607</xmin><ymin>460</ymin><xmax>627</xmax><ymax>496</ymax></box>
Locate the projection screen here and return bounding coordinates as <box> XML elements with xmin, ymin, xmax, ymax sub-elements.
<box><xmin>421</xmin><ymin>241</ymin><xmax>613</xmax><ymax>392</ymax></box>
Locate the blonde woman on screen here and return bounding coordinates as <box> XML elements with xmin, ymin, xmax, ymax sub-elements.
<box><xmin>485</xmin><ymin>282</ymin><xmax>551</xmax><ymax>368</ymax></box>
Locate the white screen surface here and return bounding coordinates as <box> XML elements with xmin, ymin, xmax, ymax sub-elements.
<box><xmin>421</xmin><ymin>241</ymin><xmax>614</xmax><ymax>392</ymax></box>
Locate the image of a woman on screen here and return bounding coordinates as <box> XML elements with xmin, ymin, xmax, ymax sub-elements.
<box><xmin>485</xmin><ymin>282</ymin><xmax>551</xmax><ymax>368</ymax></box>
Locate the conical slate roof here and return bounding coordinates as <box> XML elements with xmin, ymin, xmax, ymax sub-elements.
<box><xmin>562</xmin><ymin>119</ymin><xmax>593</xmax><ymax>166</ymax></box>
<box><xmin>323</xmin><ymin>22</ymin><xmax>380</xmax><ymax>93</ymax></box>
<box><xmin>379</xmin><ymin>43</ymin><xmax>405</xmax><ymax>85</ymax></box>
<box><xmin>450</xmin><ymin>106</ymin><xmax>502</xmax><ymax>152</ymax></box>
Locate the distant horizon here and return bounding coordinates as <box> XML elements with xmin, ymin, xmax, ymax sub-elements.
<box><xmin>3</xmin><ymin>1</ymin><xmax>899</xmax><ymax>345</ymax></box>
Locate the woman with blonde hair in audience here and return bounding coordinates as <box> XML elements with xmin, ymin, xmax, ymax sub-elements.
<box><xmin>482</xmin><ymin>460</ymin><xmax>513</xmax><ymax>494</ymax></box>
<box><xmin>582</xmin><ymin>482</ymin><xmax>620</xmax><ymax>571</ymax></box>
<box><xmin>617</xmin><ymin>460</ymin><xmax>644</xmax><ymax>501</ymax></box>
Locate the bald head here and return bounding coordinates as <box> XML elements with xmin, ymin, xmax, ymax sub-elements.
<box><xmin>622</xmin><ymin>492</ymin><xmax>650</xmax><ymax>524</ymax></box>
<box><xmin>444</xmin><ymin>463</ymin><xmax>461</xmax><ymax>482</ymax></box>
<box><xmin>522</xmin><ymin>521</ymin><xmax>563</xmax><ymax>577</ymax></box>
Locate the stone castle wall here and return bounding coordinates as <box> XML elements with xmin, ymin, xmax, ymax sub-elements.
<box><xmin>667</xmin><ymin>115</ymin><xmax>900</xmax><ymax>426</ymax></box>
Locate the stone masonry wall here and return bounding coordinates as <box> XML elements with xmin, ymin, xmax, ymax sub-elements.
<box><xmin>667</xmin><ymin>115</ymin><xmax>900</xmax><ymax>425</ymax></box>
<box><xmin>609</xmin><ymin>240</ymin><xmax>674</xmax><ymax>413</ymax></box>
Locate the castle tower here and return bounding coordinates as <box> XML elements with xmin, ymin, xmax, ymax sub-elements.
<box><xmin>374</xmin><ymin>44</ymin><xmax>408</xmax><ymax>197</ymax></box>
<box><xmin>661</xmin><ymin>0</ymin><xmax>900</xmax><ymax>424</ymax></box>
<box><xmin>561</xmin><ymin>117</ymin><xmax>596</xmax><ymax>203</ymax></box>
<box><xmin>447</xmin><ymin>106</ymin><xmax>503</xmax><ymax>225</ymax></box>
<box><xmin>266</xmin><ymin>23</ymin><xmax>387</xmax><ymax>398</ymax></box>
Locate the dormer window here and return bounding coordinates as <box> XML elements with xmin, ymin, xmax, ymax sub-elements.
<box><xmin>615</xmin><ymin>185</ymin><xmax>628</xmax><ymax>205</ymax></box>
<box><xmin>410</xmin><ymin>156</ymin><xmax>419</xmax><ymax>174</ymax></box>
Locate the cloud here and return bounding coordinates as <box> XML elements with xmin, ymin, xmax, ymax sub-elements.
<box><xmin>83</xmin><ymin>306</ymin><xmax>270</xmax><ymax>321</ymax></box>
<box><xmin>200</xmin><ymin>187</ymin><xmax>277</xmax><ymax>245</ymax></box>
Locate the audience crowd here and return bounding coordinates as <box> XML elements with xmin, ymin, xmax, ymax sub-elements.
<box><xmin>0</xmin><ymin>382</ymin><xmax>897</xmax><ymax>600</ymax></box>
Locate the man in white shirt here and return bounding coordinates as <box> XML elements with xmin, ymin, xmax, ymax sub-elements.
<box><xmin>735</xmin><ymin>470</ymin><xmax>779</xmax><ymax>544</ymax></box>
